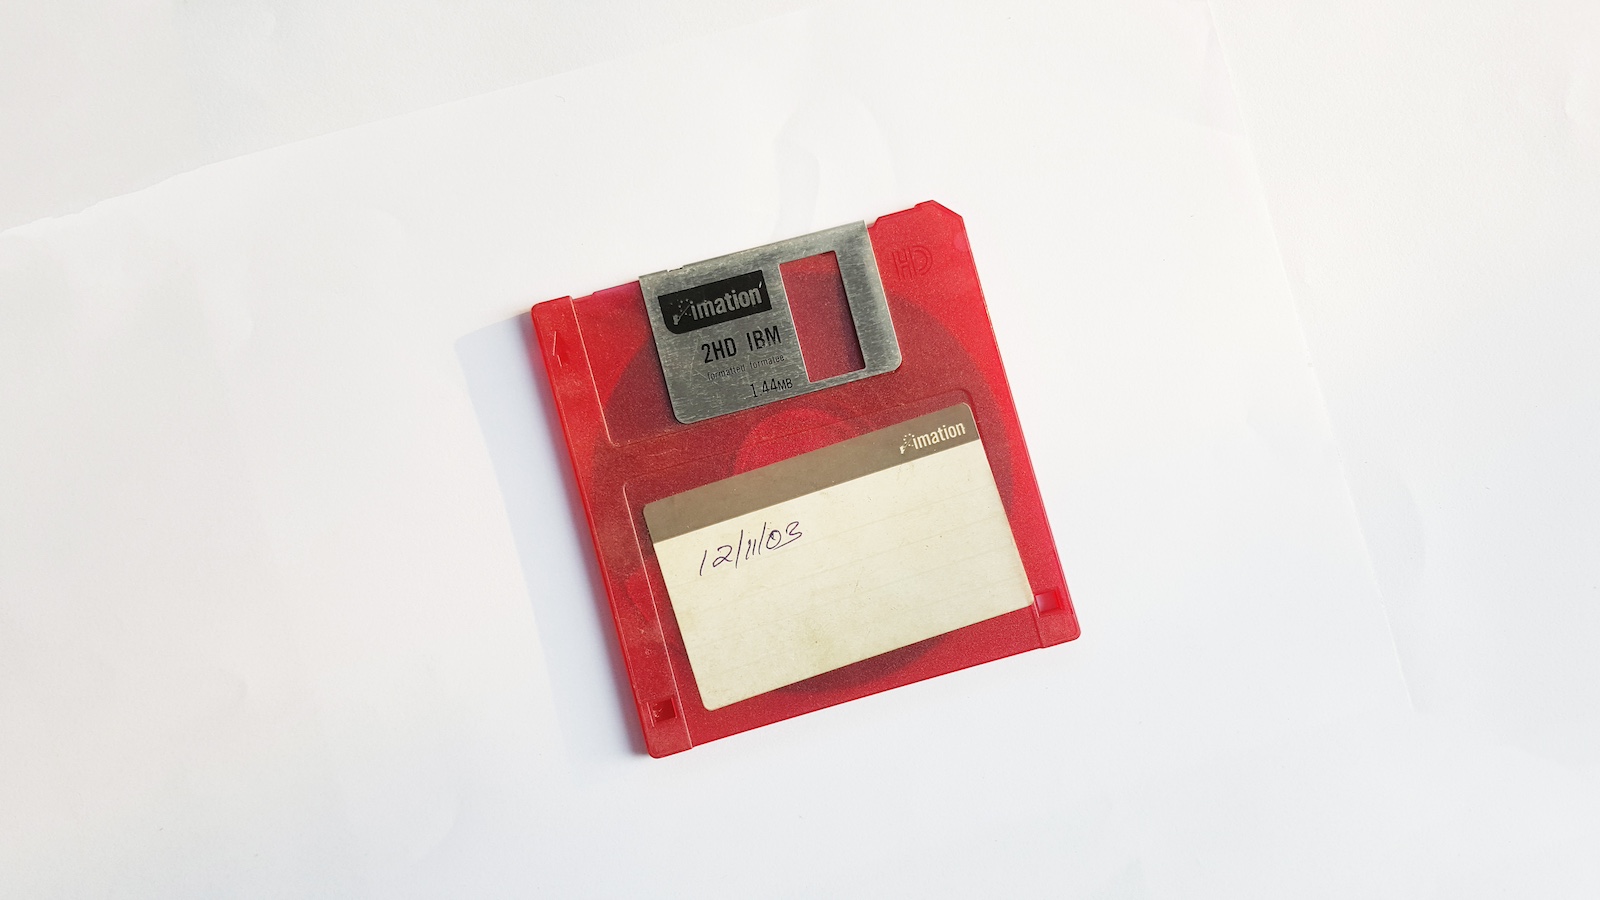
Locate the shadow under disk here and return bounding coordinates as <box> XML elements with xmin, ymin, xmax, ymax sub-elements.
<box><xmin>455</xmin><ymin>312</ymin><xmax>643</xmax><ymax>761</ymax></box>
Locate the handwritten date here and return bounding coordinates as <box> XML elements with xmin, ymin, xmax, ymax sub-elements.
<box><xmin>698</xmin><ymin>520</ymin><xmax>803</xmax><ymax>576</ymax></box>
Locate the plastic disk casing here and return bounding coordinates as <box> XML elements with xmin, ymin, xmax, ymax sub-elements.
<box><xmin>530</xmin><ymin>201</ymin><xmax>1078</xmax><ymax>756</ymax></box>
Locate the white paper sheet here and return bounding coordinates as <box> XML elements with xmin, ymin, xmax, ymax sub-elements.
<box><xmin>0</xmin><ymin>0</ymin><xmax>813</xmax><ymax>231</ymax></box>
<box><xmin>1</xmin><ymin>2</ymin><xmax>1420</xmax><ymax>896</ymax></box>
<box><xmin>1212</xmin><ymin>1</ymin><xmax>1600</xmax><ymax>892</ymax></box>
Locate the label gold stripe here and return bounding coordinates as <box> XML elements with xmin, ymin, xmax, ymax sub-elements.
<box><xmin>643</xmin><ymin>403</ymin><xmax>981</xmax><ymax>542</ymax></box>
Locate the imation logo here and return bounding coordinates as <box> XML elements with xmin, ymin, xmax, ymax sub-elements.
<box><xmin>657</xmin><ymin>270</ymin><xmax>772</xmax><ymax>335</ymax></box>
<box><xmin>675</xmin><ymin>286</ymin><xmax>763</xmax><ymax>326</ymax></box>
<box><xmin>899</xmin><ymin>421</ymin><xmax>967</xmax><ymax>454</ymax></box>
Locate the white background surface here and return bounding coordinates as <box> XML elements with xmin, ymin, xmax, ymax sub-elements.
<box><xmin>1</xmin><ymin>1</ymin><xmax>1596</xmax><ymax>896</ymax></box>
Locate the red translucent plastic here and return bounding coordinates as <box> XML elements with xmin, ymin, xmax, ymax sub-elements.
<box><xmin>531</xmin><ymin>201</ymin><xmax>1079</xmax><ymax>757</ymax></box>
<box><xmin>779</xmin><ymin>251</ymin><xmax>864</xmax><ymax>380</ymax></box>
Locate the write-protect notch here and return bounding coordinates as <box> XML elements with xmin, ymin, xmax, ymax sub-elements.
<box><xmin>640</xmin><ymin>222</ymin><xmax>902</xmax><ymax>424</ymax></box>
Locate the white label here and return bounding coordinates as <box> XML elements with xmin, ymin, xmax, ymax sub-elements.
<box><xmin>644</xmin><ymin>405</ymin><xmax>1032</xmax><ymax>710</ymax></box>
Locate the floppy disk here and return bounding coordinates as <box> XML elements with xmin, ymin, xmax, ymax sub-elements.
<box><xmin>531</xmin><ymin>201</ymin><xmax>1078</xmax><ymax>756</ymax></box>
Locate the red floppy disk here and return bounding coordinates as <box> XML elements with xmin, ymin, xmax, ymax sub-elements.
<box><xmin>531</xmin><ymin>201</ymin><xmax>1077</xmax><ymax>756</ymax></box>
